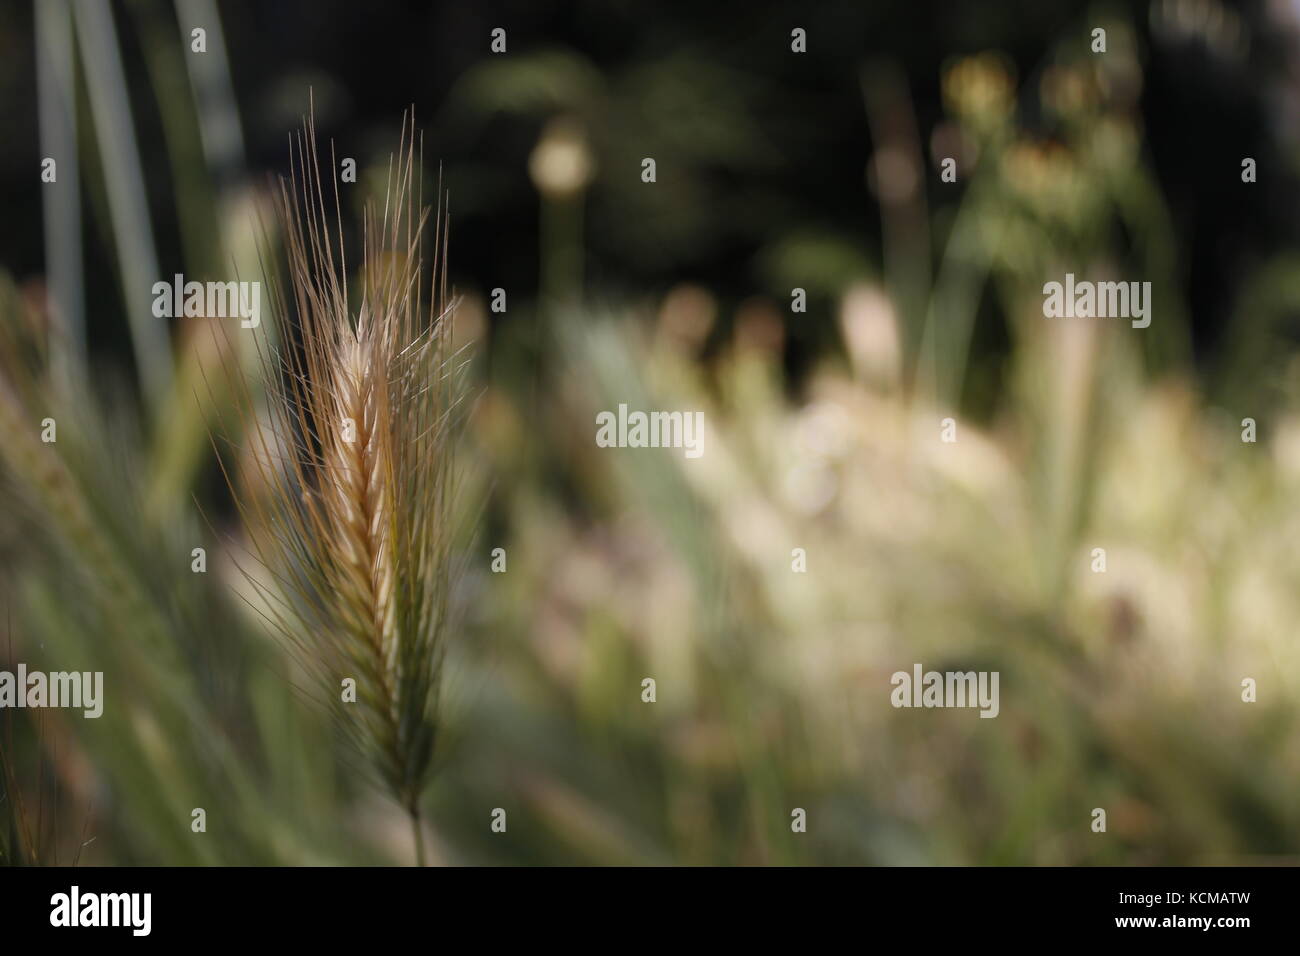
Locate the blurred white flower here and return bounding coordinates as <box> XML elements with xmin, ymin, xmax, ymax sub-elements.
<box><xmin>529</xmin><ymin>116</ymin><xmax>595</xmax><ymax>198</ymax></box>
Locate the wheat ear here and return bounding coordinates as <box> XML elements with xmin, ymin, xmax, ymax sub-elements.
<box><xmin>221</xmin><ymin>109</ymin><xmax>459</xmax><ymax>864</ymax></box>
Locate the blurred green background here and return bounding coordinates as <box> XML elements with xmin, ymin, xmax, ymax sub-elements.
<box><xmin>1</xmin><ymin>0</ymin><xmax>1299</xmax><ymax>865</ymax></box>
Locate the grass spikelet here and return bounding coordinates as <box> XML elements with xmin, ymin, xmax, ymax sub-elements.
<box><xmin>220</xmin><ymin>108</ymin><xmax>461</xmax><ymax>864</ymax></box>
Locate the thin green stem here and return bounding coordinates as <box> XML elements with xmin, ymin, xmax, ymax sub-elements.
<box><xmin>409</xmin><ymin>803</ymin><xmax>427</xmax><ymax>867</ymax></box>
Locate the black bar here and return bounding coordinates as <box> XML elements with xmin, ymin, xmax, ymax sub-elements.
<box><xmin>0</xmin><ymin>865</ymin><xmax>1287</xmax><ymax>942</ymax></box>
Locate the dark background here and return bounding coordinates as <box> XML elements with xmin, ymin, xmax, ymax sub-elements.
<box><xmin>1</xmin><ymin>0</ymin><xmax>1295</xmax><ymax>393</ymax></box>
